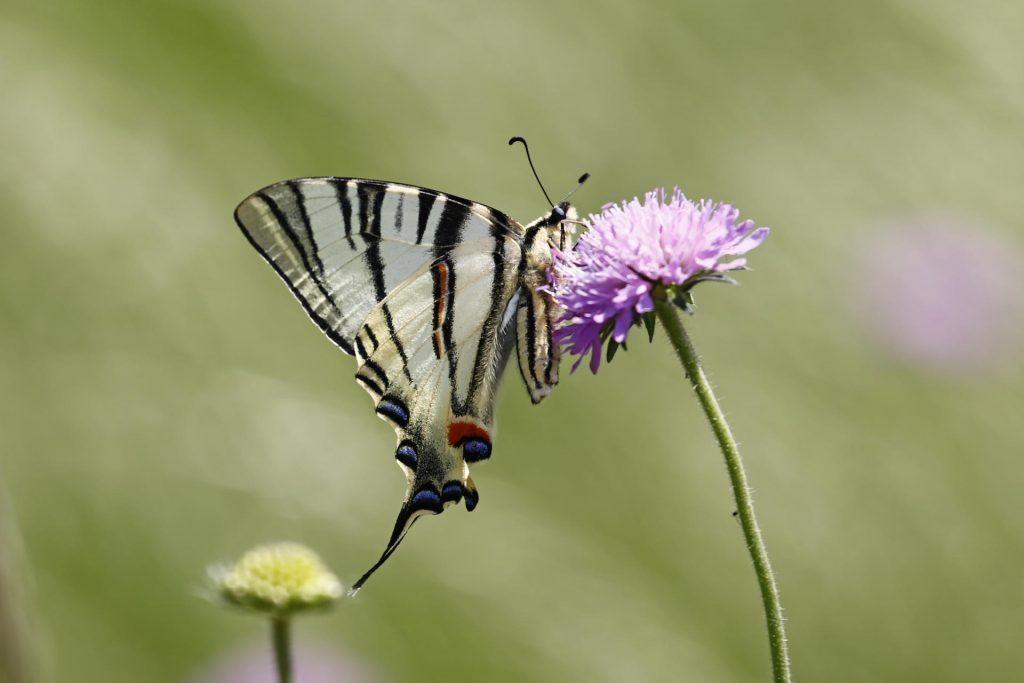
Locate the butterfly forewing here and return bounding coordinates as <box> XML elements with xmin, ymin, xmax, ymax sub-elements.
<box><xmin>234</xmin><ymin>178</ymin><xmax>521</xmax><ymax>355</ymax></box>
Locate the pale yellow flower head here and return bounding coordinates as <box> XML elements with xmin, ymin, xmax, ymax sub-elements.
<box><xmin>213</xmin><ymin>542</ymin><xmax>343</xmax><ymax>616</ymax></box>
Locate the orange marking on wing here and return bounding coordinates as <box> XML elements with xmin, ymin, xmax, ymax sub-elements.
<box><xmin>447</xmin><ymin>420</ymin><xmax>491</xmax><ymax>447</ymax></box>
<box><xmin>433</xmin><ymin>262</ymin><xmax>448</xmax><ymax>356</ymax></box>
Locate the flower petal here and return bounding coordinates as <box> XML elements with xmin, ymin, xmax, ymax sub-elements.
<box><xmin>726</xmin><ymin>227</ymin><xmax>770</xmax><ymax>256</ymax></box>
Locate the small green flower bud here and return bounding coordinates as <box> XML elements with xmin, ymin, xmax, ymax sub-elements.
<box><xmin>211</xmin><ymin>543</ymin><xmax>343</xmax><ymax>616</ymax></box>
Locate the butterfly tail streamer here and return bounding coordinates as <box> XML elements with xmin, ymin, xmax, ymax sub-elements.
<box><xmin>349</xmin><ymin>509</ymin><xmax>421</xmax><ymax>595</ymax></box>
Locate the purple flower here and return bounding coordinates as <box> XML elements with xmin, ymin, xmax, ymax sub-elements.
<box><xmin>853</xmin><ymin>218</ymin><xmax>1022</xmax><ymax>372</ymax></box>
<box><xmin>550</xmin><ymin>187</ymin><xmax>768</xmax><ymax>372</ymax></box>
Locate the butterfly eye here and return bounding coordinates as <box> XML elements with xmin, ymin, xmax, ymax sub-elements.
<box><xmin>395</xmin><ymin>441</ymin><xmax>418</xmax><ymax>470</ymax></box>
<box><xmin>462</xmin><ymin>438</ymin><xmax>491</xmax><ymax>463</ymax></box>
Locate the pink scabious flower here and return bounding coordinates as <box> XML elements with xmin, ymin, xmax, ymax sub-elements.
<box><xmin>550</xmin><ymin>187</ymin><xmax>768</xmax><ymax>372</ymax></box>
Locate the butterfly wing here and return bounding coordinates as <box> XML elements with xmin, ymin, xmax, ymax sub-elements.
<box><xmin>234</xmin><ymin>178</ymin><xmax>525</xmax><ymax>589</ymax></box>
<box><xmin>234</xmin><ymin>177</ymin><xmax>521</xmax><ymax>355</ymax></box>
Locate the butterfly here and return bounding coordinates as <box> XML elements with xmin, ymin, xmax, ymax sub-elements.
<box><xmin>234</xmin><ymin>146</ymin><xmax>585</xmax><ymax>591</ymax></box>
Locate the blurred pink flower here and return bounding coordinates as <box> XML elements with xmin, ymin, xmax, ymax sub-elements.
<box><xmin>855</xmin><ymin>219</ymin><xmax>1022</xmax><ymax>371</ymax></box>
<box><xmin>191</xmin><ymin>644</ymin><xmax>377</xmax><ymax>683</ymax></box>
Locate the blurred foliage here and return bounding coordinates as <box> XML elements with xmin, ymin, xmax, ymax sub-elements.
<box><xmin>1</xmin><ymin>1</ymin><xmax>1022</xmax><ymax>681</ymax></box>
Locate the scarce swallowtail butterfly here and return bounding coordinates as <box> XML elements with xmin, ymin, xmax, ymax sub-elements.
<box><xmin>234</xmin><ymin>140</ymin><xmax>587</xmax><ymax>592</ymax></box>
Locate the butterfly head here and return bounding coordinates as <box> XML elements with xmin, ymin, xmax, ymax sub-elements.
<box><xmin>546</xmin><ymin>201</ymin><xmax>573</xmax><ymax>222</ymax></box>
<box><xmin>548</xmin><ymin>202</ymin><xmax>579</xmax><ymax>251</ymax></box>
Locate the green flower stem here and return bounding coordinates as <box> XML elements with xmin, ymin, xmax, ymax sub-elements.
<box><xmin>655</xmin><ymin>300</ymin><xmax>792</xmax><ymax>683</ymax></box>
<box><xmin>271</xmin><ymin>616</ymin><xmax>292</xmax><ymax>683</ymax></box>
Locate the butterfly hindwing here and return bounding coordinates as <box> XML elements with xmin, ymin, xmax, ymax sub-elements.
<box><xmin>348</xmin><ymin>240</ymin><xmax>523</xmax><ymax>590</ymax></box>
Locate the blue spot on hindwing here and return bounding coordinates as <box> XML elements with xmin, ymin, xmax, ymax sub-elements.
<box><xmin>395</xmin><ymin>441</ymin><xmax>418</xmax><ymax>470</ymax></box>
<box><xmin>462</xmin><ymin>438</ymin><xmax>491</xmax><ymax>463</ymax></box>
<box><xmin>409</xmin><ymin>488</ymin><xmax>443</xmax><ymax>513</ymax></box>
<box><xmin>441</xmin><ymin>481</ymin><xmax>464</xmax><ymax>504</ymax></box>
<box><xmin>376</xmin><ymin>398</ymin><xmax>409</xmax><ymax>427</ymax></box>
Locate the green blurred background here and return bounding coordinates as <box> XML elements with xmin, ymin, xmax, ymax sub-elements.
<box><xmin>2</xmin><ymin>1</ymin><xmax>1022</xmax><ymax>681</ymax></box>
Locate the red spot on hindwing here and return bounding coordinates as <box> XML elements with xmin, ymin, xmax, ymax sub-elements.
<box><xmin>447</xmin><ymin>421</ymin><xmax>490</xmax><ymax>447</ymax></box>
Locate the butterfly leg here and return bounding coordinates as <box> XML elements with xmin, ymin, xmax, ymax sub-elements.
<box><xmin>515</xmin><ymin>288</ymin><xmax>561</xmax><ymax>404</ymax></box>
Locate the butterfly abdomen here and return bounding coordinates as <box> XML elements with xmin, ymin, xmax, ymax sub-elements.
<box><xmin>514</xmin><ymin>222</ymin><xmax>563</xmax><ymax>404</ymax></box>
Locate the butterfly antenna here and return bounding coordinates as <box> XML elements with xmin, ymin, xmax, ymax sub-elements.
<box><xmin>509</xmin><ymin>136</ymin><xmax>555</xmax><ymax>207</ymax></box>
<box><xmin>559</xmin><ymin>172</ymin><xmax>591</xmax><ymax>204</ymax></box>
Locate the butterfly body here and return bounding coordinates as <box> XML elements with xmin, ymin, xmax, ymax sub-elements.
<box><xmin>234</xmin><ymin>177</ymin><xmax>574</xmax><ymax>589</ymax></box>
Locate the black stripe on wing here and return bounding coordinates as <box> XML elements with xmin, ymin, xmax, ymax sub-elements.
<box><xmin>362</xmin><ymin>204</ymin><xmax>415</xmax><ymax>384</ymax></box>
<box><xmin>416</xmin><ymin>192</ymin><xmax>437</xmax><ymax>245</ymax></box>
<box><xmin>432</xmin><ymin>200</ymin><xmax>471</xmax><ymax>411</ymax></box>
<box><xmin>235</xmin><ymin>193</ymin><xmax>356</xmax><ymax>356</ymax></box>
<box><xmin>466</xmin><ymin>223</ymin><xmax>510</xmax><ymax>403</ymax></box>
<box><xmin>363</xmin><ymin>325</ymin><xmax>379</xmax><ymax>351</ymax></box>
<box><xmin>293</xmin><ymin>177</ymin><xmax>521</xmax><ymax>245</ymax></box>
<box><xmin>235</xmin><ymin>177</ymin><xmax>524</xmax><ymax>366</ymax></box>
<box><xmin>329</xmin><ymin>178</ymin><xmax>357</xmax><ymax>249</ymax></box>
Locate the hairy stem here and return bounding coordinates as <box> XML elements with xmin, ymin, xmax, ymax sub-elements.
<box><xmin>655</xmin><ymin>301</ymin><xmax>792</xmax><ymax>682</ymax></box>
